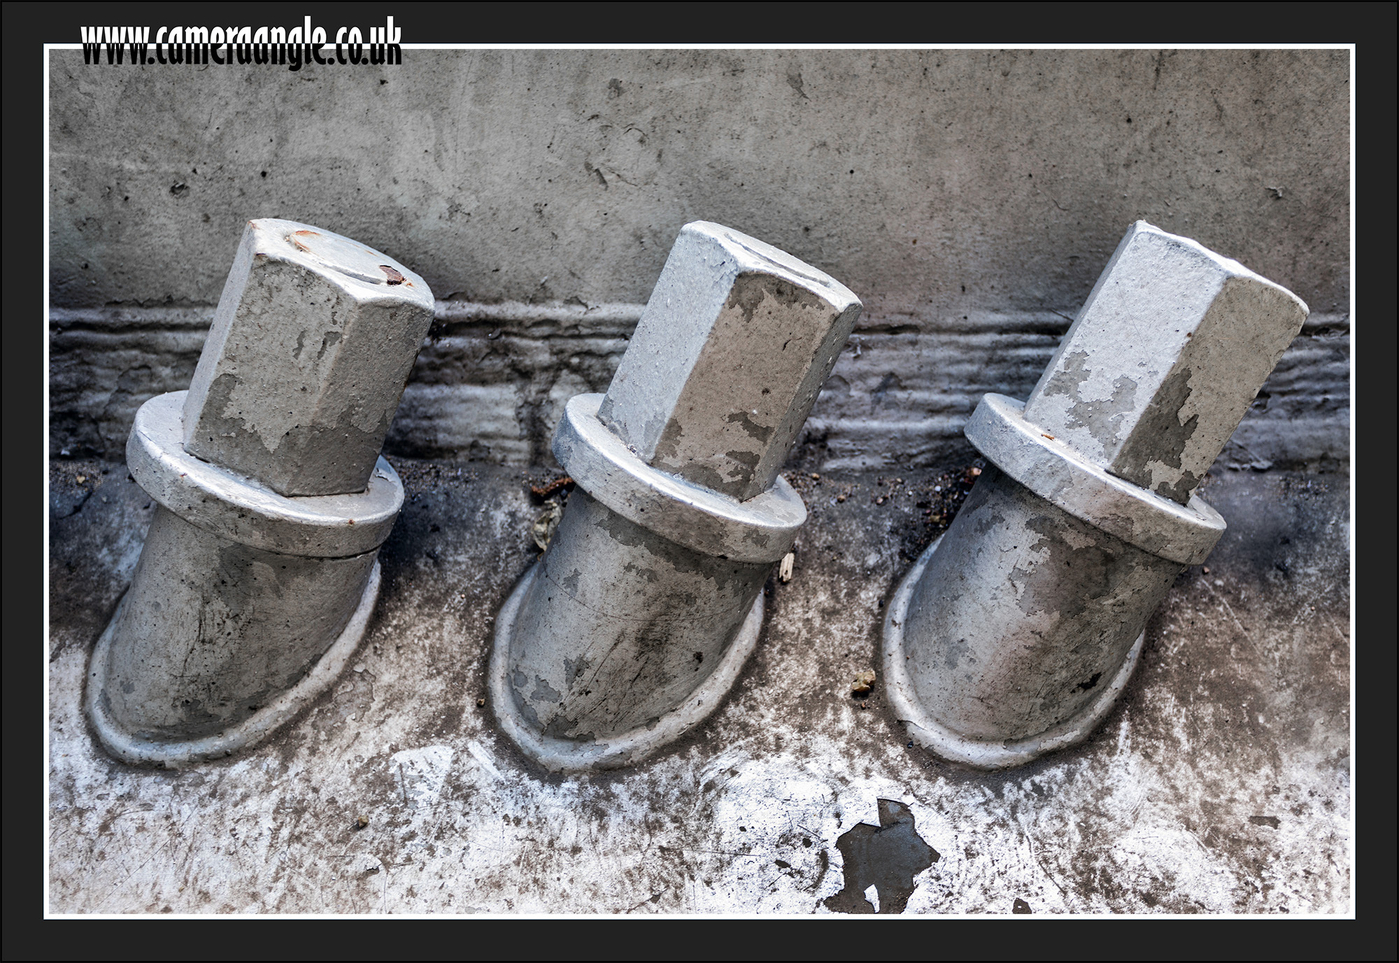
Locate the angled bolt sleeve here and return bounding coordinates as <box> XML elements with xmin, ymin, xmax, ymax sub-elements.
<box><xmin>86</xmin><ymin>219</ymin><xmax>434</xmax><ymax>767</ymax></box>
<box><xmin>883</xmin><ymin>221</ymin><xmax>1308</xmax><ymax>770</ymax></box>
<box><xmin>489</xmin><ymin>221</ymin><xmax>862</xmax><ymax>771</ymax></box>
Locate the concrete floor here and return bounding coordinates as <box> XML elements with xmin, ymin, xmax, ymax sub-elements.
<box><xmin>46</xmin><ymin>456</ymin><xmax>1351</xmax><ymax>916</ymax></box>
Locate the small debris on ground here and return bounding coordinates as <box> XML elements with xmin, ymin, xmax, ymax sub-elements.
<box><xmin>852</xmin><ymin>669</ymin><xmax>876</xmax><ymax>695</ymax></box>
<box><xmin>530</xmin><ymin>475</ymin><xmax>574</xmax><ymax>500</ymax></box>
<box><xmin>354</xmin><ymin>815</ymin><xmax>369</xmax><ymax>830</ymax></box>
<box><xmin>779</xmin><ymin>552</ymin><xmax>795</xmax><ymax>583</ymax></box>
<box><xmin>532</xmin><ymin>501</ymin><xmax>563</xmax><ymax>551</ymax></box>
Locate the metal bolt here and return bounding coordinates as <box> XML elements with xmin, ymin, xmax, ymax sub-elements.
<box><xmin>882</xmin><ymin>220</ymin><xmax>1308</xmax><ymax>770</ymax></box>
<box><xmin>86</xmin><ymin>220</ymin><xmax>433</xmax><ymax>767</ymax></box>
<box><xmin>489</xmin><ymin>221</ymin><xmax>861</xmax><ymax>771</ymax></box>
<box><xmin>184</xmin><ymin>220</ymin><xmax>432</xmax><ymax>496</ymax></box>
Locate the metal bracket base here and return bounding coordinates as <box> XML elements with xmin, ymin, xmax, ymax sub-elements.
<box><xmin>882</xmin><ymin>536</ymin><xmax>1144</xmax><ymax>770</ymax></box>
<box><xmin>85</xmin><ymin>561</ymin><xmax>380</xmax><ymax>768</ymax></box>
<box><xmin>488</xmin><ymin>560</ymin><xmax>764</xmax><ymax>773</ymax></box>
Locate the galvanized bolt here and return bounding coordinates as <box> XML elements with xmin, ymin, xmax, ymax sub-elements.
<box><xmin>489</xmin><ymin>221</ymin><xmax>861</xmax><ymax>771</ymax></box>
<box><xmin>86</xmin><ymin>219</ymin><xmax>434</xmax><ymax>767</ymax></box>
<box><xmin>882</xmin><ymin>220</ymin><xmax>1308</xmax><ymax>770</ymax></box>
<box><xmin>184</xmin><ymin>220</ymin><xmax>432</xmax><ymax>496</ymax></box>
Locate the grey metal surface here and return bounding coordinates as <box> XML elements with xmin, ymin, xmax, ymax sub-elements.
<box><xmin>553</xmin><ymin>394</ymin><xmax>805</xmax><ymax>563</ymax></box>
<box><xmin>890</xmin><ymin>468</ymin><xmax>1175</xmax><ymax>767</ymax></box>
<box><xmin>85</xmin><ymin>222</ymin><xmax>430</xmax><ymax>767</ymax></box>
<box><xmin>488</xmin><ymin>491</ymin><xmax>769</xmax><ymax>771</ymax></box>
<box><xmin>964</xmin><ymin>394</ymin><xmax>1225</xmax><ymax>566</ymax></box>
<box><xmin>884</xmin><ymin>222</ymin><xmax>1309</xmax><ymax>769</ymax></box>
<box><xmin>493</xmin><ymin>222</ymin><xmax>860</xmax><ymax>771</ymax></box>
<box><xmin>183</xmin><ymin>219</ymin><xmax>434</xmax><ymax>497</ymax></box>
<box><xmin>129</xmin><ymin>393</ymin><xmax>403</xmax><ymax>558</ymax></box>
<box><xmin>597</xmin><ymin>221</ymin><xmax>861</xmax><ymax>501</ymax></box>
<box><xmin>1022</xmin><ymin>221</ymin><xmax>1309</xmax><ymax>504</ymax></box>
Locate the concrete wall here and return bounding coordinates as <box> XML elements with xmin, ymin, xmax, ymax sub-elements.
<box><xmin>49</xmin><ymin>48</ymin><xmax>1351</xmax><ymax>472</ymax></box>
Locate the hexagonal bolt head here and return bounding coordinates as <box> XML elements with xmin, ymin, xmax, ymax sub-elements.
<box><xmin>1022</xmin><ymin>221</ymin><xmax>1308</xmax><ymax>504</ymax></box>
<box><xmin>597</xmin><ymin>221</ymin><xmax>862</xmax><ymax>501</ymax></box>
<box><xmin>182</xmin><ymin>219</ymin><xmax>435</xmax><ymax>496</ymax></box>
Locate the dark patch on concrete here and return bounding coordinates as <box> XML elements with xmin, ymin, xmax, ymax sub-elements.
<box><xmin>316</xmin><ymin>330</ymin><xmax>342</xmax><ymax>363</ymax></box>
<box><xmin>871</xmin><ymin>371</ymin><xmax>904</xmax><ymax>408</ymax></box>
<box><xmin>1249</xmin><ymin>815</ymin><xmax>1280</xmax><ymax>829</ymax></box>
<box><xmin>560</xmin><ymin>568</ymin><xmax>581</xmax><ymax>595</ymax></box>
<box><xmin>720</xmin><ymin>447</ymin><xmax>761</xmax><ymax>493</ymax></box>
<box><xmin>541</xmin><ymin>707</ymin><xmax>596</xmax><ymax>743</ymax></box>
<box><xmin>727</xmin><ymin>273</ymin><xmax>830</xmax><ymax>330</ymax></box>
<box><xmin>1012</xmin><ymin>897</ymin><xmax>1032</xmax><ymax>913</ymax></box>
<box><xmin>943</xmin><ymin>636</ymin><xmax>970</xmax><ymax>671</ymax></box>
<box><xmin>563</xmin><ymin>656</ymin><xmax>591</xmax><ymax>683</ymax></box>
<box><xmin>1075</xmin><ymin>672</ymin><xmax>1102</xmax><ymax>692</ymax></box>
<box><xmin>971</xmin><ymin>503</ymin><xmax>1006</xmax><ymax>537</ymax></box>
<box><xmin>823</xmin><ymin>799</ymin><xmax>938</xmax><ymax>914</ymax></box>
<box><xmin>785</xmin><ymin>66</ymin><xmax>809</xmax><ymax>100</ymax></box>
<box><xmin>185</xmin><ymin>371</ymin><xmax>250</xmax><ymax>461</ymax></box>
<box><xmin>1112</xmin><ymin>364</ymin><xmax>1201</xmax><ymax>504</ymax></box>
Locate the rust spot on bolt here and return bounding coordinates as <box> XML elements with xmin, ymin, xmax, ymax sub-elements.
<box><xmin>287</xmin><ymin>230</ymin><xmax>321</xmax><ymax>254</ymax></box>
<box><xmin>380</xmin><ymin>265</ymin><xmax>405</xmax><ymax>285</ymax></box>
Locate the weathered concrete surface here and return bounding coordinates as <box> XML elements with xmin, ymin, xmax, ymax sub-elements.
<box><xmin>47</xmin><ymin>50</ymin><xmax>1350</xmax><ymax>314</ymax></box>
<box><xmin>48</xmin><ymin>302</ymin><xmax>1350</xmax><ymax>477</ymax></box>
<box><xmin>83</xmin><ymin>216</ymin><xmax>430</xmax><ymax>764</ymax></box>
<box><xmin>48</xmin><ymin>458</ymin><xmax>1350</xmax><ymax>914</ymax></box>
<box><xmin>48</xmin><ymin>48</ymin><xmax>1351</xmax><ymax>472</ymax></box>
